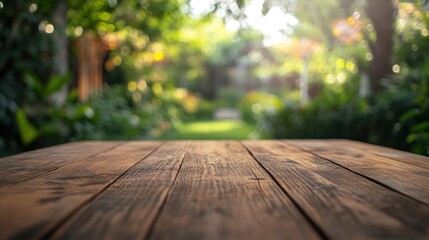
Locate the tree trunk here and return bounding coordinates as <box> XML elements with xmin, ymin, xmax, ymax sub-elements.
<box><xmin>366</xmin><ymin>0</ymin><xmax>395</xmax><ymax>94</ymax></box>
<box><xmin>51</xmin><ymin>0</ymin><xmax>69</xmax><ymax>104</ymax></box>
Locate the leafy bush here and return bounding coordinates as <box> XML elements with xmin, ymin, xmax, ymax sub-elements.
<box><xmin>216</xmin><ymin>87</ymin><xmax>246</xmax><ymax>108</ymax></box>
<box><xmin>239</xmin><ymin>91</ymin><xmax>282</xmax><ymax>123</ymax></box>
<box><xmin>256</xmin><ymin>83</ymin><xmax>423</xmax><ymax>154</ymax></box>
<box><xmin>75</xmin><ymin>84</ymin><xmax>187</xmax><ymax>140</ymax></box>
<box><xmin>0</xmin><ymin>72</ymin><xmax>187</xmax><ymax>156</ymax></box>
<box><xmin>186</xmin><ymin>99</ymin><xmax>216</xmax><ymax>121</ymax></box>
<box><xmin>398</xmin><ymin>73</ymin><xmax>429</xmax><ymax>155</ymax></box>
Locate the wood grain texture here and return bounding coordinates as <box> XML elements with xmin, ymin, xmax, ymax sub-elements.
<box><xmin>0</xmin><ymin>141</ymin><xmax>160</xmax><ymax>240</ymax></box>
<box><xmin>50</xmin><ymin>141</ymin><xmax>189</xmax><ymax>240</ymax></box>
<box><xmin>286</xmin><ymin>140</ymin><xmax>429</xmax><ymax>205</ymax></box>
<box><xmin>148</xmin><ymin>141</ymin><xmax>319</xmax><ymax>240</ymax></box>
<box><xmin>287</xmin><ymin>139</ymin><xmax>429</xmax><ymax>169</ymax></box>
<box><xmin>341</xmin><ymin>140</ymin><xmax>429</xmax><ymax>169</ymax></box>
<box><xmin>243</xmin><ymin>140</ymin><xmax>429</xmax><ymax>239</ymax></box>
<box><xmin>0</xmin><ymin>141</ymin><xmax>122</xmax><ymax>187</ymax></box>
<box><xmin>1</xmin><ymin>140</ymin><xmax>429</xmax><ymax>240</ymax></box>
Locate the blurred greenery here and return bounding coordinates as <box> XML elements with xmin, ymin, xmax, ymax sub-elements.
<box><xmin>165</xmin><ymin>120</ymin><xmax>257</xmax><ymax>140</ymax></box>
<box><xmin>1</xmin><ymin>0</ymin><xmax>429</xmax><ymax>156</ymax></box>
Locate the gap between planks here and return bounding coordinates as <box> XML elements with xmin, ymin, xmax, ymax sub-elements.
<box><xmin>41</xmin><ymin>141</ymin><xmax>167</xmax><ymax>239</ymax></box>
<box><xmin>242</xmin><ymin>140</ymin><xmax>429</xmax><ymax>239</ymax></box>
<box><xmin>143</xmin><ymin>143</ymin><xmax>188</xmax><ymax>240</ymax></box>
<box><xmin>3</xmin><ymin>140</ymin><xmax>428</xmax><ymax>239</ymax></box>
<box><xmin>286</xmin><ymin>140</ymin><xmax>429</xmax><ymax>207</ymax></box>
<box><xmin>50</xmin><ymin>141</ymin><xmax>322</xmax><ymax>240</ymax></box>
<box><xmin>296</xmin><ymin>145</ymin><xmax>429</xmax><ymax>207</ymax></box>
<box><xmin>49</xmin><ymin>141</ymin><xmax>190</xmax><ymax>239</ymax></box>
<box><xmin>0</xmin><ymin>141</ymin><xmax>125</xmax><ymax>187</ymax></box>
<box><xmin>0</xmin><ymin>141</ymin><xmax>163</xmax><ymax>239</ymax></box>
<box><xmin>12</xmin><ymin>142</ymin><xmax>127</xmax><ymax>186</ymax></box>
<box><xmin>240</xmin><ymin>141</ymin><xmax>330</xmax><ymax>240</ymax></box>
<box><xmin>146</xmin><ymin>141</ymin><xmax>320</xmax><ymax>240</ymax></box>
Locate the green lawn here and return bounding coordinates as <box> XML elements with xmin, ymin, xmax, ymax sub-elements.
<box><xmin>166</xmin><ymin>120</ymin><xmax>260</xmax><ymax>140</ymax></box>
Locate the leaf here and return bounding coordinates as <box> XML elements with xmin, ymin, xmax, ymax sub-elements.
<box><xmin>16</xmin><ymin>108</ymin><xmax>38</xmax><ymax>145</ymax></box>
<box><xmin>406</xmin><ymin>134</ymin><xmax>416</xmax><ymax>143</ymax></box>
<box><xmin>420</xmin><ymin>133</ymin><xmax>429</xmax><ymax>141</ymax></box>
<box><xmin>23</xmin><ymin>72</ymin><xmax>43</xmax><ymax>95</ymax></box>
<box><xmin>400</xmin><ymin>108</ymin><xmax>421</xmax><ymax>122</ymax></box>
<box><xmin>66</xmin><ymin>88</ymin><xmax>79</xmax><ymax>103</ymax></box>
<box><xmin>411</xmin><ymin>121</ymin><xmax>429</xmax><ymax>132</ymax></box>
<box><xmin>45</xmin><ymin>73</ymin><xmax>71</xmax><ymax>97</ymax></box>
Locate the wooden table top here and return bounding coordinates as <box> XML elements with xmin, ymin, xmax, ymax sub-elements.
<box><xmin>0</xmin><ymin>140</ymin><xmax>428</xmax><ymax>239</ymax></box>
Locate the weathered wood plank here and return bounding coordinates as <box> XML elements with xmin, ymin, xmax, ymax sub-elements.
<box><xmin>244</xmin><ymin>140</ymin><xmax>429</xmax><ymax>239</ymax></box>
<box><xmin>50</xmin><ymin>141</ymin><xmax>189</xmax><ymax>240</ymax></box>
<box><xmin>287</xmin><ymin>140</ymin><xmax>429</xmax><ymax>205</ymax></box>
<box><xmin>148</xmin><ymin>141</ymin><xmax>320</xmax><ymax>240</ymax></box>
<box><xmin>287</xmin><ymin>139</ymin><xmax>429</xmax><ymax>169</ymax></box>
<box><xmin>0</xmin><ymin>141</ymin><xmax>122</xmax><ymax>187</ymax></box>
<box><xmin>0</xmin><ymin>141</ymin><xmax>161</xmax><ymax>240</ymax></box>
<box><xmin>341</xmin><ymin>140</ymin><xmax>429</xmax><ymax>169</ymax></box>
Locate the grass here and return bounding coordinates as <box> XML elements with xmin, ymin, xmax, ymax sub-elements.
<box><xmin>165</xmin><ymin>120</ymin><xmax>260</xmax><ymax>140</ymax></box>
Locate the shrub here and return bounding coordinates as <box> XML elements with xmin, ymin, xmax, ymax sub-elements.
<box><xmin>256</xmin><ymin>84</ymin><xmax>422</xmax><ymax>154</ymax></box>
<box><xmin>239</xmin><ymin>91</ymin><xmax>282</xmax><ymax>123</ymax></box>
<box><xmin>1</xmin><ymin>74</ymin><xmax>186</xmax><ymax>156</ymax></box>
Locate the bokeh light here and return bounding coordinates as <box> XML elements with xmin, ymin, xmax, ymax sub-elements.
<box><xmin>392</xmin><ymin>64</ymin><xmax>401</xmax><ymax>73</ymax></box>
<box><xmin>29</xmin><ymin>3</ymin><xmax>37</xmax><ymax>13</ymax></box>
<box><xmin>45</xmin><ymin>24</ymin><xmax>54</xmax><ymax>34</ymax></box>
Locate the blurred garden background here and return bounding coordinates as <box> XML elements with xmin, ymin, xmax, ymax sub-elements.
<box><xmin>1</xmin><ymin>0</ymin><xmax>428</xmax><ymax>156</ymax></box>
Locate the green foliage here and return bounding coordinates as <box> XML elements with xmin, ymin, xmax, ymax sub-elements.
<box><xmin>68</xmin><ymin>0</ymin><xmax>116</xmax><ymax>33</ymax></box>
<box><xmin>239</xmin><ymin>91</ymin><xmax>282</xmax><ymax>123</ymax></box>
<box><xmin>2</xmin><ymin>0</ymin><xmax>429</xmax><ymax>158</ymax></box>
<box><xmin>0</xmin><ymin>0</ymin><xmax>57</xmax><ymax>155</ymax></box>
<box><xmin>252</xmin><ymin>83</ymin><xmax>420</xmax><ymax>152</ymax></box>
<box><xmin>24</xmin><ymin>72</ymin><xmax>71</xmax><ymax>101</ymax></box>
<box><xmin>232</xmin><ymin>1</ymin><xmax>428</xmax><ymax>156</ymax></box>
<box><xmin>167</xmin><ymin>120</ymin><xmax>256</xmax><ymax>140</ymax></box>
<box><xmin>187</xmin><ymin>99</ymin><xmax>217</xmax><ymax>120</ymax></box>
<box><xmin>16</xmin><ymin>108</ymin><xmax>38</xmax><ymax>145</ymax></box>
<box><xmin>217</xmin><ymin>87</ymin><xmax>246</xmax><ymax>108</ymax></box>
<box><xmin>393</xmin><ymin>2</ymin><xmax>429</xmax><ymax>155</ymax></box>
<box><xmin>397</xmin><ymin>70</ymin><xmax>429</xmax><ymax>155</ymax></box>
<box><xmin>67</xmin><ymin>0</ymin><xmax>185</xmax><ymax>39</ymax></box>
<box><xmin>164</xmin><ymin>17</ymin><xmax>237</xmax><ymax>89</ymax></box>
<box><xmin>3</xmin><ymin>79</ymin><xmax>186</xmax><ymax>155</ymax></box>
<box><xmin>65</xmin><ymin>86</ymin><xmax>149</xmax><ymax>140</ymax></box>
<box><xmin>115</xmin><ymin>0</ymin><xmax>185</xmax><ymax>40</ymax></box>
<box><xmin>0</xmin><ymin>0</ymin><xmax>192</xmax><ymax>156</ymax></box>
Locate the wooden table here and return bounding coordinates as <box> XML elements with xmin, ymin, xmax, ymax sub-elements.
<box><xmin>0</xmin><ymin>140</ymin><xmax>428</xmax><ymax>239</ymax></box>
